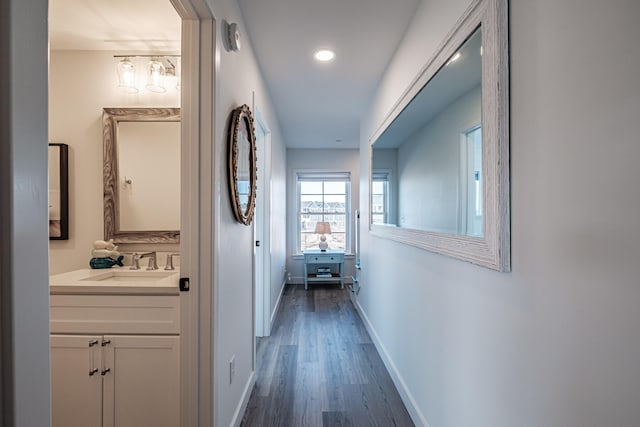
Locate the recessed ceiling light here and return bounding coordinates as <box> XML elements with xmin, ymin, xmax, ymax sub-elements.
<box><xmin>314</xmin><ymin>49</ymin><xmax>335</xmax><ymax>62</ymax></box>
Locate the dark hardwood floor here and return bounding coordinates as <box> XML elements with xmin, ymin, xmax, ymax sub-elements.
<box><xmin>241</xmin><ymin>284</ymin><xmax>414</xmax><ymax>427</ymax></box>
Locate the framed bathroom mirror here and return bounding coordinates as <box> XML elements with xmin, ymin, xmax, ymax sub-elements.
<box><xmin>228</xmin><ymin>104</ymin><xmax>257</xmax><ymax>225</ymax></box>
<box><xmin>103</xmin><ymin>107</ymin><xmax>181</xmax><ymax>243</ymax></box>
<box><xmin>369</xmin><ymin>0</ymin><xmax>510</xmax><ymax>271</ymax></box>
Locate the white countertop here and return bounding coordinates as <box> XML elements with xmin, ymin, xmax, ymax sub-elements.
<box><xmin>50</xmin><ymin>268</ymin><xmax>180</xmax><ymax>295</ymax></box>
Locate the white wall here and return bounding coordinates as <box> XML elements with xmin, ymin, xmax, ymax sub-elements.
<box><xmin>0</xmin><ymin>0</ymin><xmax>51</xmax><ymax>424</ymax></box>
<box><xmin>397</xmin><ymin>86</ymin><xmax>480</xmax><ymax>232</ymax></box>
<box><xmin>286</xmin><ymin>148</ymin><xmax>360</xmax><ymax>282</ymax></box>
<box><xmin>48</xmin><ymin>51</ymin><xmax>180</xmax><ymax>274</ymax></box>
<box><xmin>358</xmin><ymin>0</ymin><xmax>640</xmax><ymax>426</ymax></box>
<box><xmin>206</xmin><ymin>0</ymin><xmax>288</xmax><ymax>425</ymax></box>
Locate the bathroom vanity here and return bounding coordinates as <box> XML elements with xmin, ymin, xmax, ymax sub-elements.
<box><xmin>49</xmin><ymin>269</ymin><xmax>181</xmax><ymax>427</ymax></box>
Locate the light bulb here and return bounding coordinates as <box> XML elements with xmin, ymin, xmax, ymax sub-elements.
<box><xmin>146</xmin><ymin>57</ymin><xmax>166</xmax><ymax>93</ymax></box>
<box><xmin>117</xmin><ymin>57</ymin><xmax>138</xmax><ymax>93</ymax></box>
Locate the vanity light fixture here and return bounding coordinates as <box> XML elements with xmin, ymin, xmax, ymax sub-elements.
<box><xmin>116</xmin><ymin>57</ymin><xmax>138</xmax><ymax>93</ymax></box>
<box><xmin>314</xmin><ymin>49</ymin><xmax>335</xmax><ymax>62</ymax></box>
<box><xmin>146</xmin><ymin>57</ymin><xmax>167</xmax><ymax>93</ymax></box>
<box><xmin>114</xmin><ymin>55</ymin><xmax>180</xmax><ymax>94</ymax></box>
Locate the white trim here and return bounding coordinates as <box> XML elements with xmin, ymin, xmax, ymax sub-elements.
<box><xmin>253</xmin><ymin>108</ymin><xmax>272</xmax><ymax>339</ymax></box>
<box><xmin>352</xmin><ymin>299</ymin><xmax>431</xmax><ymax>427</ymax></box>
<box><xmin>173</xmin><ymin>1</ymin><xmax>217</xmax><ymax>426</ymax></box>
<box><xmin>269</xmin><ymin>276</ymin><xmax>287</xmax><ymax>330</ymax></box>
<box><xmin>230</xmin><ymin>371</ymin><xmax>256</xmax><ymax>427</ymax></box>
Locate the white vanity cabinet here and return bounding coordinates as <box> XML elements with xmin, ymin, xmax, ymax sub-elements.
<box><xmin>50</xmin><ymin>294</ymin><xmax>180</xmax><ymax>427</ymax></box>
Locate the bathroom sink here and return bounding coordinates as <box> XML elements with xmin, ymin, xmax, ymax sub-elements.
<box><xmin>80</xmin><ymin>270</ymin><xmax>176</xmax><ymax>282</ymax></box>
<box><xmin>50</xmin><ymin>268</ymin><xmax>180</xmax><ymax>295</ymax></box>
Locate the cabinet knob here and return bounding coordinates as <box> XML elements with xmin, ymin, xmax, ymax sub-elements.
<box><xmin>89</xmin><ymin>368</ymin><xmax>99</xmax><ymax>376</ymax></box>
<box><xmin>101</xmin><ymin>368</ymin><xmax>111</xmax><ymax>376</ymax></box>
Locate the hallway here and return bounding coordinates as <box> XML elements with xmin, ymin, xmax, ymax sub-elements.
<box><xmin>241</xmin><ymin>284</ymin><xmax>414</xmax><ymax>427</ymax></box>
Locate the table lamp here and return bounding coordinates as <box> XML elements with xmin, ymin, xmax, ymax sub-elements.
<box><xmin>314</xmin><ymin>221</ymin><xmax>331</xmax><ymax>251</ymax></box>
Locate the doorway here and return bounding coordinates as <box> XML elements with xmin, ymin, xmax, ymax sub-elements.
<box><xmin>47</xmin><ymin>0</ymin><xmax>216</xmax><ymax>425</ymax></box>
<box><xmin>253</xmin><ymin>108</ymin><xmax>272</xmax><ymax>339</ymax></box>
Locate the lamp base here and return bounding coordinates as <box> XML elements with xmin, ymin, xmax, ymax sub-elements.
<box><xmin>319</xmin><ymin>235</ymin><xmax>328</xmax><ymax>251</ymax></box>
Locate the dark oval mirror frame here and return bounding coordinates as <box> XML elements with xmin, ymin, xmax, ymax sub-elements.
<box><xmin>228</xmin><ymin>104</ymin><xmax>257</xmax><ymax>225</ymax></box>
<box><xmin>369</xmin><ymin>0</ymin><xmax>510</xmax><ymax>272</ymax></box>
<box><xmin>103</xmin><ymin>107</ymin><xmax>181</xmax><ymax>244</ymax></box>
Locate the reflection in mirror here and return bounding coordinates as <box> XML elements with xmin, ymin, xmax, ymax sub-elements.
<box><xmin>372</xmin><ymin>28</ymin><xmax>482</xmax><ymax>236</ymax></box>
<box><xmin>103</xmin><ymin>108</ymin><xmax>180</xmax><ymax>243</ymax></box>
<box><xmin>369</xmin><ymin>0</ymin><xmax>509</xmax><ymax>271</ymax></box>
<box><xmin>236</xmin><ymin>116</ymin><xmax>251</xmax><ymax>215</ymax></box>
<box><xmin>118</xmin><ymin>121</ymin><xmax>180</xmax><ymax>231</ymax></box>
<box><xmin>228</xmin><ymin>104</ymin><xmax>257</xmax><ymax>225</ymax></box>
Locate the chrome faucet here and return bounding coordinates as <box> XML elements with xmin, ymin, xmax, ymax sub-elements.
<box><xmin>129</xmin><ymin>253</ymin><xmax>141</xmax><ymax>270</ymax></box>
<box><xmin>164</xmin><ymin>253</ymin><xmax>180</xmax><ymax>271</ymax></box>
<box><xmin>127</xmin><ymin>251</ymin><xmax>158</xmax><ymax>270</ymax></box>
<box><xmin>139</xmin><ymin>252</ymin><xmax>158</xmax><ymax>270</ymax></box>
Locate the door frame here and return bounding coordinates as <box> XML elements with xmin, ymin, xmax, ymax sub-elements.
<box><xmin>253</xmin><ymin>107</ymin><xmax>272</xmax><ymax>338</ymax></box>
<box><xmin>170</xmin><ymin>0</ymin><xmax>216</xmax><ymax>425</ymax></box>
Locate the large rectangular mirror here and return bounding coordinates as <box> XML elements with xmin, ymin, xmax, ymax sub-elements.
<box><xmin>369</xmin><ymin>0</ymin><xmax>509</xmax><ymax>271</ymax></box>
<box><xmin>103</xmin><ymin>108</ymin><xmax>180</xmax><ymax>243</ymax></box>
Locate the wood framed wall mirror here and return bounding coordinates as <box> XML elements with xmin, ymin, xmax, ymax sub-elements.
<box><xmin>103</xmin><ymin>107</ymin><xmax>181</xmax><ymax>243</ymax></box>
<box><xmin>228</xmin><ymin>104</ymin><xmax>257</xmax><ymax>226</ymax></box>
<box><xmin>369</xmin><ymin>0</ymin><xmax>510</xmax><ymax>271</ymax></box>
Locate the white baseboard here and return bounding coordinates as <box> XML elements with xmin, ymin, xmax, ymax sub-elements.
<box><xmin>353</xmin><ymin>299</ymin><xmax>431</xmax><ymax>427</ymax></box>
<box><xmin>230</xmin><ymin>370</ymin><xmax>256</xmax><ymax>427</ymax></box>
<box><xmin>270</xmin><ymin>278</ymin><xmax>286</xmax><ymax>330</ymax></box>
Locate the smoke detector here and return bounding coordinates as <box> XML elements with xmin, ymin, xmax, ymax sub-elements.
<box><xmin>227</xmin><ymin>22</ymin><xmax>241</xmax><ymax>52</ymax></box>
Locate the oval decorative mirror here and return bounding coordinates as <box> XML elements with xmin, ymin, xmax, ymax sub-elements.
<box><xmin>228</xmin><ymin>104</ymin><xmax>257</xmax><ymax>225</ymax></box>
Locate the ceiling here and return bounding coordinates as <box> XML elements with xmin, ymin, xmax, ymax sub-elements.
<box><xmin>49</xmin><ymin>0</ymin><xmax>181</xmax><ymax>52</ymax></box>
<box><xmin>49</xmin><ymin>0</ymin><xmax>420</xmax><ymax>149</ymax></box>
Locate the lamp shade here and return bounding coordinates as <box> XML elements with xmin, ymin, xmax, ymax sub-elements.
<box><xmin>314</xmin><ymin>222</ymin><xmax>331</xmax><ymax>235</ymax></box>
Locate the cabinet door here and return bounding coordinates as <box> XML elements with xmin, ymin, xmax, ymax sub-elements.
<box><xmin>51</xmin><ymin>335</ymin><xmax>103</xmax><ymax>427</ymax></box>
<box><xmin>102</xmin><ymin>335</ymin><xmax>180</xmax><ymax>427</ymax></box>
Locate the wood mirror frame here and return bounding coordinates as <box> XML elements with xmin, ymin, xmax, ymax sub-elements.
<box><xmin>228</xmin><ymin>104</ymin><xmax>257</xmax><ymax>225</ymax></box>
<box><xmin>103</xmin><ymin>107</ymin><xmax>181</xmax><ymax>243</ymax></box>
<box><xmin>369</xmin><ymin>0</ymin><xmax>510</xmax><ymax>271</ymax></box>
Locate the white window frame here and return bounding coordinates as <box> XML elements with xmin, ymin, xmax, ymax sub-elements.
<box><xmin>294</xmin><ymin>171</ymin><xmax>351</xmax><ymax>255</ymax></box>
<box><xmin>371</xmin><ymin>170</ymin><xmax>390</xmax><ymax>225</ymax></box>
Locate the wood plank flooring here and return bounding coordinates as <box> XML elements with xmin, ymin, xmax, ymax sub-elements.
<box><xmin>241</xmin><ymin>284</ymin><xmax>414</xmax><ymax>427</ymax></box>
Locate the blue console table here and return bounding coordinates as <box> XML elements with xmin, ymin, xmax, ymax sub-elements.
<box><xmin>302</xmin><ymin>249</ymin><xmax>345</xmax><ymax>290</ymax></box>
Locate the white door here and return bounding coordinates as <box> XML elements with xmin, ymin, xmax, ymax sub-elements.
<box><xmin>51</xmin><ymin>335</ymin><xmax>103</xmax><ymax>427</ymax></box>
<box><xmin>102</xmin><ymin>335</ymin><xmax>180</xmax><ymax>427</ymax></box>
<box><xmin>253</xmin><ymin>110</ymin><xmax>271</xmax><ymax>337</ymax></box>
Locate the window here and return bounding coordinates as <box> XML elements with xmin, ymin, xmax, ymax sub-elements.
<box><xmin>371</xmin><ymin>171</ymin><xmax>389</xmax><ymax>224</ymax></box>
<box><xmin>461</xmin><ymin>125</ymin><xmax>483</xmax><ymax>236</ymax></box>
<box><xmin>297</xmin><ymin>172</ymin><xmax>350</xmax><ymax>253</ymax></box>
